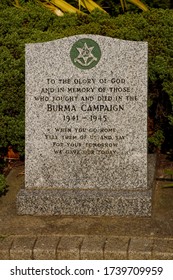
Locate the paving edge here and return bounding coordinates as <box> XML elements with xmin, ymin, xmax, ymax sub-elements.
<box><xmin>0</xmin><ymin>235</ymin><xmax>173</xmax><ymax>260</ymax></box>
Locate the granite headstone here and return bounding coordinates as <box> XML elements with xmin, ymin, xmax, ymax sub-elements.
<box><xmin>17</xmin><ymin>35</ymin><xmax>154</xmax><ymax>216</ymax></box>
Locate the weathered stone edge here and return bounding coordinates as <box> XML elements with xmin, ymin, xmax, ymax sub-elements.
<box><xmin>0</xmin><ymin>235</ymin><xmax>173</xmax><ymax>260</ymax></box>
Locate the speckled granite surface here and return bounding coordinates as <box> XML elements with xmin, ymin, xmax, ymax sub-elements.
<box><xmin>17</xmin><ymin>154</ymin><xmax>155</xmax><ymax>216</ymax></box>
<box><xmin>17</xmin><ymin>35</ymin><xmax>150</xmax><ymax>216</ymax></box>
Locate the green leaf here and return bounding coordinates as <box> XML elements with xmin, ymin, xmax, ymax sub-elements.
<box><xmin>162</xmin><ymin>184</ymin><xmax>173</xmax><ymax>188</ymax></box>
<box><xmin>164</xmin><ymin>169</ymin><xmax>173</xmax><ymax>176</ymax></box>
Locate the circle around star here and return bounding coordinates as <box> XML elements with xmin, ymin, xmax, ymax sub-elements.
<box><xmin>70</xmin><ymin>38</ymin><xmax>101</xmax><ymax>70</ymax></box>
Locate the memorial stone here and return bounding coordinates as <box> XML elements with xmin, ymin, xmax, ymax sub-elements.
<box><xmin>17</xmin><ymin>35</ymin><xmax>153</xmax><ymax>216</ymax></box>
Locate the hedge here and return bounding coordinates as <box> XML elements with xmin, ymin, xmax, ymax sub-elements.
<box><xmin>0</xmin><ymin>2</ymin><xmax>173</xmax><ymax>155</ymax></box>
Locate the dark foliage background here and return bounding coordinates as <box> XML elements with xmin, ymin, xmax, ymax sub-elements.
<box><xmin>0</xmin><ymin>1</ymin><xmax>173</xmax><ymax>156</ymax></box>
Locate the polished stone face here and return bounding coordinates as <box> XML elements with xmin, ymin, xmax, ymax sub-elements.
<box><xmin>17</xmin><ymin>35</ymin><xmax>150</xmax><ymax>216</ymax></box>
<box><xmin>25</xmin><ymin>35</ymin><xmax>148</xmax><ymax>190</ymax></box>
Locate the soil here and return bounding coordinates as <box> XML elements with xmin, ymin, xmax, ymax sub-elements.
<box><xmin>0</xmin><ymin>154</ymin><xmax>173</xmax><ymax>238</ymax></box>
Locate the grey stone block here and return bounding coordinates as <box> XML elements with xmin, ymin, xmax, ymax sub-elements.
<box><xmin>17</xmin><ymin>155</ymin><xmax>155</xmax><ymax>216</ymax></box>
<box><xmin>24</xmin><ymin>35</ymin><xmax>148</xmax><ymax>190</ymax></box>
<box><xmin>17</xmin><ymin>35</ymin><xmax>151</xmax><ymax>216</ymax></box>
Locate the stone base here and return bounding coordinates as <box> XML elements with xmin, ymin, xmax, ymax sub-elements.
<box><xmin>17</xmin><ymin>154</ymin><xmax>156</xmax><ymax>217</ymax></box>
<box><xmin>17</xmin><ymin>188</ymin><xmax>152</xmax><ymax>216</ymax></box>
